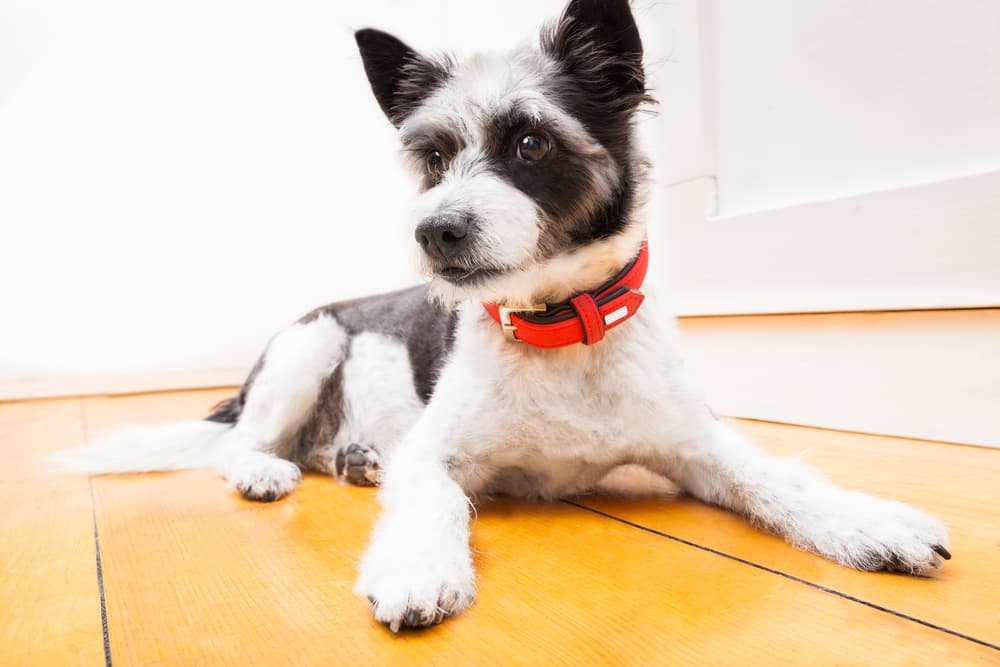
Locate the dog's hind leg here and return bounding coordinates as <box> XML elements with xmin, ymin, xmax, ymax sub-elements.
<box><xmin>645</xmin><ymin>417</ymin><xmax>950</xmax><ymax>574</ymax></box>
<box><xmin>301</xmin><ymin>330</ymin><xmax>426</xmax><ymax>488</ymax></box>
<box><xmin>218</xmin><ymin>313</ymin><xmax>349</xmax><ymax>501</ymax></box>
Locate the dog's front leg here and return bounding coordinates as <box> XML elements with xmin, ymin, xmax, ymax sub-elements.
<box><xmin>354</xmin><ymin>418</ymin><xmax>476</xmax><ymax>631</ymax></box>
<box><xmin>650</xmin><ymin>418</ymin><xmax>951</xmax><ymax>574</ymax></box>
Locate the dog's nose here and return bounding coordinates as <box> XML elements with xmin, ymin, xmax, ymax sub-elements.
<box><xmin>415</xmin><ymin>214</ymin><xmax>470</xmax><ymax>262</ymax></box>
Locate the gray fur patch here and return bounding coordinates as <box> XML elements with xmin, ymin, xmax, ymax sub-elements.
<box><xmin>306</xmin><ymin>285</ymin><xmax>457</xmax><ymax>403</ymax></box>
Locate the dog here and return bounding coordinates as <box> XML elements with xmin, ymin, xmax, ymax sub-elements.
<box><xmin>55</xmin><ymin>0</ymin><xmax>951</xmax><ymax>633</ymax></box>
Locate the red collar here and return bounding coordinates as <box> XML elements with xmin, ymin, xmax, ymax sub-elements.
<box><xmin>483</xmin><ymin>240</ymin><xmax>648</xmax><ymax>349</ymax></box>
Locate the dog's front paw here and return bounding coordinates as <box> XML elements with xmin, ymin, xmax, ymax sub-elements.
<box><xmin>228</xmin><ymin>455</ymin><xmax>302</xmax><ymax>502</ymax></box>
<box><xmin>797</xmin><ymin>492</ymin><xmax>950</xmax><ymax>575</ymax></box>
<box><xmin>355</xmin><ymin>528</ymin><xmax>476</xmax><ymax>631</ymax></box>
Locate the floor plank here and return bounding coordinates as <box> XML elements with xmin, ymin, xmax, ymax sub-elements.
<box><xmin>0</xmin><ymin>399</ymin><xmax>106</xmax><ymax>667</ymax></box>
<box><xmin>79</xmin><ymin>391</ymin><xmax>998</xmax><ymax>665</ymax></box>
<box><xmin>82</xmin><ymin>388</ymin><xmax>237</xmax><ymax>436</ymax></box>
<box><xmin>579</xmin><ymin>419</ymin><xmax>1000</xmax><ymax>647</ymax></box>
<box><xmin>91</xmin><ymin>474</ymin><xmax>997</xmax><ymax>666</ymax></box>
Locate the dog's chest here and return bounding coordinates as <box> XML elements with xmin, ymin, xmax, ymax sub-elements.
<box><xmin>446</xmin><ymin>312</ymin><xmax>677</xmax><ymax>494</ymax></box>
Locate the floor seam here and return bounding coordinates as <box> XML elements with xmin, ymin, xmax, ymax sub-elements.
<box><xmin>89</xmin><ymin>480</ymin><xmax>113</xmax><ymax>667</ymax></box>
<box><xmin>564</xmin><ymin>500</ymin><xmax>1000</xmax><ymax>653</ymax></box>
<box><xmin>82</xmin><ymin>399</ymin><xmax>113</xmax><ymax>667</ymax></box>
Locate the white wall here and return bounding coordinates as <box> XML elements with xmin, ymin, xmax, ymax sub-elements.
<box><xmin>3</xmin><ymin>0</ymin><xmax>998</xmax><ymax>386</ymax></box>
<box><xmin>679</xmin><ymin>310</ymin><xmax>1000</xmax><ymax>448</ymax></box>
<box><xmin>647</xmin><ymin>0</ymin><xmax>1000</xmax><ymax>315</ymax></box>
<box><xmin>707</xmin><ymin>0</ymin><xmax>1000</xmax><ymax>216</ymax></box>
<box><xmin>0</xmin><ymin>0</ymin><xmax>680</xmax><ymax>382</ymax></box>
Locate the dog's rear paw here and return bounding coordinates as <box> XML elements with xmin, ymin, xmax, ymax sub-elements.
<box><xmin>797</xmin><ymin>493</ymin><xmax>950</xmax><ymax>575</ymax></box>
<box><xmin>229</xmin><ymin>455</ymin><xmax>302</xmax><ymax>502</ymax></box>
<box><xmin>336</xmin><ymin>443</ymin><xmax>382</xmax><ymax>486</ymax></box>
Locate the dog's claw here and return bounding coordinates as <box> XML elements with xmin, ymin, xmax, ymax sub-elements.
<box><xmin>388</xmin><ymin>619</ymin><xmax>401</xmax><ymax>633</ymax></box>
<box><xmin>406</xmin><ymin>609</ymin><xmax>420</xmax><ymax>627</ymax></box>
<box><xmin>885</xmin><ymin>553</ymin><xmax>904</xmax><ymax>572</ymax></box>
<box><xmin>932</xmin><ymin>545</ymin><xmax>952</xmax><ymax>560</ymax></box>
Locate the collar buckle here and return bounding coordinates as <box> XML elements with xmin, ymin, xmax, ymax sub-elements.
<box><xmin>497</xmin><ymin>304</ymin><xmax>547</xmax><ymax>342</ymax></box>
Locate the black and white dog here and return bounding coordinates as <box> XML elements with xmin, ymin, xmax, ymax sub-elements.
<box><xmin>58</xmin><ymin>0</ymin><xmax>950</xmax><ymax>632</ymax></box>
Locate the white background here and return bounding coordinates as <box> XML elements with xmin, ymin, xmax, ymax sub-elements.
<box><xmin>2</xmin><ymin>0</ymin><xmax>998</xmax><ymax>383</ymax></box>
<box><xmin>0</xmin><ymin>0</ymin><xmax>577</xmax><ymax>380</ymax></box>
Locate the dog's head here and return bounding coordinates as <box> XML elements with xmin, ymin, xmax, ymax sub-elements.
<box><xmin>356</xmin><ymin>0</ymin><xmax>651</xmax><ymax>306</ymax></box>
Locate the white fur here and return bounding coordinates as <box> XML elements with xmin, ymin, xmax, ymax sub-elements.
<box><xmin>402</xmin><ymin>51</ymin><xmax>548</xmax><ymax>135</ymax></box>
<box><xmin>229</xmin><ymin>314</ymin><xmax>347</xmax><ymax>449</ymax></box>
<box><xmin>53</xmin><ymin>314</ymin><xmax>348</xmax><ymax>502</ymax></box>
<box><xmin>213</xmin><ymin>314</ymin><xmax>347</xmax><ymax>499</ymax></box>
<box><xmin>466</xmin><ymin>219</ymin><xmax>647</xmax><ymax>306</ymax></box>
<box><xmin>413</xmin><ymin>167</ymin><xmax>541</xmax><ymax>278</ymax></box>
<box><xmin>356</xmin><ymin>293</ymin><xmax>949</xmax><ymax>629</ymax></box>
<box><xmin>48</xmin><ymin>420</ymin><xmax>230</xmax><ymax>473</ymax></box>
<box><xmin>593</xmin><ymin>464</ymin><xmax>680</xmax><ymax>498</ymax></box>
<box><xmin>52</xmin><ymin>244</ymin><xmax>950</xmax><ymax>631</ymax></box>
<box><xmin>224</xmin><ymin>450</ymin><xmax>303</xmax><ymax>501</ymax></box>
<box><xmin>661</xmin><ymin>422</ymin><xmax>950</xmax><ymax>572</ymax></box>
<box><xmin>400</xmin><ymin>49</ymin><xmax>623</xmax><ymax>310</ymax></box>
<box><xmin>355</xmin><ymin>438</ymin><xmax>476</xmax><ymax>631</ymax></box>
<box><xmin>335</xmin><ymin>332</ymin><xmax>426</xmax><ymax>469</ymax></box>
<box><xmin>52</xmin><ymin>263</ymin><xmax>950</xmax><ymax>633</ymax></box>
<box><xmin>427</xmin><ymin>218</ymin><xmax>647</xmax><ymax>308</ymax></box>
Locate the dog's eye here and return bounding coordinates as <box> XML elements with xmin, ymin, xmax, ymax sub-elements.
<box><xmin>426</xmin><ymin>150</ymin><xmax>446</xmax><ymax>177</ymax></box>
<box><xmin>517</xmin><ymin>134</ymin><xmax>550</xmax><ymax>161</ymax></box>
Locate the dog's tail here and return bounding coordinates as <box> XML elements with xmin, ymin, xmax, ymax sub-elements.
<box><xmin>48</xmin><ymin>419</ymin><xmax>233</xmax><ymax>475</ymax></box>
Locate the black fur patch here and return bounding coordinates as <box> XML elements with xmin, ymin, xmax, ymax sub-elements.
<box><xmin>476</xmin><ymin>110</ymin><xmax>616</xmax><ymax>251</ymax></box>
<box><xmin>204</xmin><ymin>355</ymin><xmax>266</xmax><ymax>424</ymax></box>
<box><xmin>355</xmin><ymin>29</ymin><xmax>453</xmax><ymax>127</ymax></box>
<box><xmin>205</xmin><ymin>397</ymin><xmax>241</xmax><ymax>424</ymax></box>
<box><xmin>537</xmin><ymin>0</ymin><xmax>654</xmax><ymax>243</ymax></box>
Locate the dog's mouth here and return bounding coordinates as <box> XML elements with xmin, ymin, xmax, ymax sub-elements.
<box><xmin>436</xmin><ymin>265</ymin><xmax>504</xmax><ymax>285</ymax></box>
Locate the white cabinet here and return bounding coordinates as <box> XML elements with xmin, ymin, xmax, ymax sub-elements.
<box><xmin>643</xmin><ymin>0</ymin><xmax>1000</xmax><ymax>315</ymax></box>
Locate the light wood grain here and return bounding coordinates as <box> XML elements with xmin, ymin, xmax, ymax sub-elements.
<box><xmin>581</xmin><ymin>418</ymin><xmax>1000</xmax><ymax>647</ymax></box>
<box><xmin>77</xmin><ymin>390</ymin><xmax>998</xmax><ymax>665</ymax></box>
<box><xmin>0</xmin><ymin>399</ymin><xmax>106</xmax><ymax>667</ymax></box>
<box><xmin>82</xmin><ymin>388</ymin><xmax>238</xmax><ymax>438</ymax></box>
<box><xmin>92</xmin><ymin>483</ymin><xmax>1000</xmax><ymax>666</ymax></box>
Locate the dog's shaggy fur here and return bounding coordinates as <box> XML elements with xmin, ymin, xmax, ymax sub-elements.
<box><xmin>54</xmin><ymin>0</ymin><xmax>950</xmax><ymax>632</ymax></box>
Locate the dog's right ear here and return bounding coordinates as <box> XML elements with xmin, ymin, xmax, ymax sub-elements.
<box><xmin>543</xmin><ymin>0</ymin><xmax>647</xmax><ymax>109</ymax></box>
<box><xmin>355</xmin><ymin>29</ymin><xmax>447</xmax><ymax>127</ymax></box>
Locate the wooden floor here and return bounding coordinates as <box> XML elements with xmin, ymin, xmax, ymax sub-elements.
<box><xmin>2</xmin><ymin>390</ymin><xmax>999</xmax><ymax>666</ymax></box>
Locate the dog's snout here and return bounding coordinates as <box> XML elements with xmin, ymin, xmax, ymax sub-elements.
<box><xmin>415</xmin><ymin>214</ymin><xmax>471</xmax><ymax>261</ymax></box>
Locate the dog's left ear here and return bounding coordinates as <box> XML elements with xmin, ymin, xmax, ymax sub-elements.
<box><xmin>355</xmin><ymin>29</ymin><xmax>447</xmax><ymax>127</ymax></box>
<box><xmin>544</xmin><ymin>0</ymin><xmax>646</xmax><ymax>104</ymax></box>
